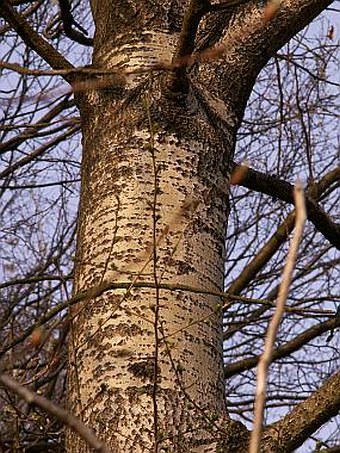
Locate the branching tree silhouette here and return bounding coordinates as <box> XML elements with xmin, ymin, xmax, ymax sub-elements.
<box><xmin>0</xmin><ymin>1</ymin><xmax>339</xmax><ymax>452</ymax></box>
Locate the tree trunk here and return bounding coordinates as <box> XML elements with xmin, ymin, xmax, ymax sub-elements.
<box><xmin>67</xmin><ymin>3</ymin><xmax>243</xmax><ymax>452</ymax></box>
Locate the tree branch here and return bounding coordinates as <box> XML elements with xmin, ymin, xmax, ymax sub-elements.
<box><xmin>174</xmin><ymin>0</ymin><xmax>211</xmax><ymax>60</ymax></box>
<box><xmin>58</xmin><ymin>0</ymin><xmax>93</xmax><ymax>46</ymax></box>
<box><xmin>0</xmin><ymin>96</ymin><xmax>74</xmax><ymax>154</ymax></box>
<box><xmin>250</xmin><ymin>0</ymin><xmax>333</xmax><ymax>59</ymax></box>
<box><xmin>224</xmin><ymin>315</ymin><xmax>340</xmax><ymax>378</ymax></box>
<box><xmin>250</xmin><ymin>184</ymin><xmax>306</xmax><ymax>453</ymax></box>
<box><xmin>0</xmin><ymin>374</ymin><xmax>111</xmax><ymax>453</ymax></box>
<box><xmin>0</xmin><ymin>0</ymin><xmax>76</xmax><ymax>84</ymax></box>
<box><xmin>226</xmin><ymin>167</ymin><xmax>340</xmax><ymax>297</ymax></box>
<box><xmin>0</xmin><ymin>125</ymin><xmax>79</xmax><ymax>179</ymax></box>
<box><xmin>232</xmin><ymin>163</ymin><xmax>340</xmax><ymax>250</ymax></box>
<box><xmin>169</xmin><ymin>0</ymin><xmax>211</xmax><ymax>93</ymax></box>
<box><xmin>212</xmin><ymin>0</ymin><xmax>333</xmax><ymax>118</ymax></box>
<box><xmin>262</xmin><ymin>372</ymin><xmax>340</xmax><ymax>452</ymax></box>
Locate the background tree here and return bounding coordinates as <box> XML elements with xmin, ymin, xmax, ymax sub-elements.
<box><xmin>0</xmin><ymin>1</ymin><xmax>339</xmax><ymax>452</ymax></box>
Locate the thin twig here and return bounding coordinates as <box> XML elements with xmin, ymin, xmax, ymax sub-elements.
<box><xmin>249</xmin><ymin>182</ymin><xmax>307</xmax><ymax>453</ymax></box>
<box><xmin>144</xmin><ymin>93</ymin><xmax>161</xmax><ymax>453</ymax></box>
<box><xmin>0</xmin><ymin>374</ymin><xmax>112</xmax><ymax>453</ymax></box>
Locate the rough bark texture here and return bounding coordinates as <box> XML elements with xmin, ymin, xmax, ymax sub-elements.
<box><xmin>68</xmin><ymin>2</ymin><xmax>236</xmax><ymax>451</ymax></box>
<box><xmin>66</xmin><ymin>1</ymin><xmax>333</xmax><ymax>452</ymax></box>
<box><xmin>68</xmin><ymin>88</ymin><xmax>234</xmax><ymax>451</ymax></box>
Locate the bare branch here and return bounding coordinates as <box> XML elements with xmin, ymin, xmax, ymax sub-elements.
<box><xmin>0</xmin><ymin>96</ymin><xmax>74</xmax><ymax>154</ymax></box>
<box><xmin>212</xmin><ymin>0</ymin><xmax>333</xmax><ymax>116</ymax></box>
<box><xmin>2</xmin><ymin>278</ymin><xmax>331</xmax><ymax>359</ymax></box>
<box><xmin>249</xmin><ymin>183</ymin><xmax>307</xmax><ymax>453</ymax></box>
<box><xmin>174</xmin><ymin>0</ymin><xmax>211</xmax><ymax>60</ymax></box>
<box><xmin>232</xmin><ymin>163</ymin><xmax>340</xmax><ymax>250</ymax></box>
<box><xmin>0</xmin><ymin>125</ymin><xmax>79</xmax><ymax>179</ymax></box>
<box><xmin>263</xmin><ymin>372</ymin><xmax>340</xmax><ymax>452</ymax></box>
<box><xmin>0</xmin><ymin>0</ymin><xmax>75</xmax><ymax>83</ymax></box>
<box><xmin>58</xmin><ymin>0</ymin><xmax>93</xmax><ymax>46</ymax></box>
<box><xmin>0</xmin><ymin>374</ymin><xmax>112</xmax><ymax>453</ymax></box>
<box><xmin>224</xmin><ymin>315</ymin><xmax>340</xmax><ymax>378</ymax></box>
<box><xmin>0</xmin><ymin>60</ymin><xmax>118</xmax><ymax>77</ymax></box>
<box><xmin>226</xmin><ymin>167</ymin><xmax>340</xmax><ymax>297</ymax></box>
<box><xmin>167</xmin><ymin>0</ymin><xmax>211</xmax><ymax>93</ymax></box>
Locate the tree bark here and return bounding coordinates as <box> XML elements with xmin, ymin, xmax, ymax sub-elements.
<box><xmin>67</xmin><ymin>3</ymin><xmax>239</xmax><ymax>451</ymax></box>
